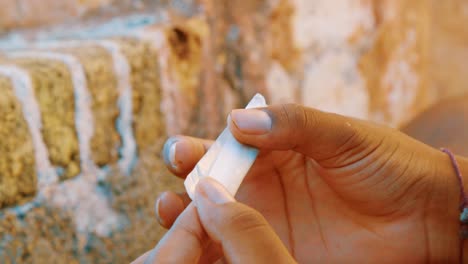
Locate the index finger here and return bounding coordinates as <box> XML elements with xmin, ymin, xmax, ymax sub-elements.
<box><xmin>133</xmin><ymin>204</ymin><xmax>222</xmax><ymax>264</ymax></box>
<box><xmin>162</xmin><ymin>136</ymin><xmax>213</xmax><ymax>178</ymax></box>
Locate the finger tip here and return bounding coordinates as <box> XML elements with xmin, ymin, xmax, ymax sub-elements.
<box><xmin>162</xmin><ymin>136</ymin><xmax>206</xmax><ymax>172</ymax></box>
<box><xmin>227</xmin><ymin>115</ymin><xmax>242</xmax><ymax>140</ymax></box>
<box><xmin>172</xmin><ymin>138</ymin><xmax>208</xmax><ymax>174</ymax></box>
<box><xmin>156</xmin><ymin>192</ymin><xmax>186</xmax><ymax>228</ymax></box>
<box><xmin>155</xmin><ymin>194</ymin><xmax>167</xmax><ymax>228</ymax></box>
<box><xmin>162</xmin><ymin>137</ymin><xmax>181</xmax><ymax>171</ymax></box>
<box><xmin>195</xmin><ymin>178</ymin><xmax>235</xmax><ymax>206</ymax></box>
<box><xmin>163</xmin><ymin>137</ymin><xmax>196</xmax><ymax>175</ymax></box>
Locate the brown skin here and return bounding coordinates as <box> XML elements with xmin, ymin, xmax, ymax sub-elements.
<box><xmin>403</xmin><ymin>94</ymin><xmax>468</xmax><ymax>263</ymax></box>
<box><xmin>133</xmin><ymin>178</ymin><xmax>296</xmax><ymax>264</ymax></box>
<box><xmin>136</xmin><ymin>104</ymin><xmax>465</xmax><ymax>263</ymax></box>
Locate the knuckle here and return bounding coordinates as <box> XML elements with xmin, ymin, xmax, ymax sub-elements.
<box><xmin>224</xmin><ymin>207</ymin><xmax>268</xmax><ymax>235</ymax></box>
<box><xmin>181</xmin><ymin>225</ymin><xmax>204</xmax><ymax>245</ymax></box>
<box><xmin>281</xmin><ymin>103</ymin><xmax>312</xmax><ymax>131</ymax></box>
<box><xmin>279</xmin><ymin>103</ymin><xmax>316</xmax><ymax>148</ymax></box>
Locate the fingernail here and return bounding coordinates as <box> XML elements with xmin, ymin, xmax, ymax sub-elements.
<box><xmin>155</xmin><ymin>196</ymin><xmax>166</xmax><ymax>227</ymax></box>
<box><xmin>195</xmin><ymin>178</ymin><xmax>235</xmax><ymax>205</ymax></box>
<box><xmin>231</xmin><ymin>109</ymin><xmax>272</xmax><ymax>135</ymax></box>
<box><xmin>162</xmin><ymin>137</ymin><xmax>179</xmax><ymax>170</ymax></box>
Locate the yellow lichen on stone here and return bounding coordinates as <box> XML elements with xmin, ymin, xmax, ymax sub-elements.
<box><xmin>12</xmin><ymin>58</ymin><xmax>81</xmax><ymax>180</ymax></box>
<box><xmin>58</xmin><ymin>46</ymin><xmax>121</xmax><ymax>167</ymax></box>
<box><xmin>0</xmin><ymin>76</ymin><xmax>37</xmax><ymax>208</ymax></box>
<box><xmin>116</xmin><ymin>38</ymin><xmax>165</xmax><ymax>148</ymax></box>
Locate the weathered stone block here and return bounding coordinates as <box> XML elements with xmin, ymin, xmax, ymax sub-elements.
<box><xmin>60</xmin><ymin>45</ymin><xmax>121</xmax><ymax>167</ymax></box>
<box><xmin>116</xmin><ymin>38</ymin><xmax>165</xmax><ymax>147</ymax></box>
<box><xmin>0</xmin><ymin>76</ymin><xmax>36</xmax><ymax>208</ymax></box>
<box><xmin>11</xmin><ymin>58</ymin><xmax>82</xmax><ymax>180</ymax></box>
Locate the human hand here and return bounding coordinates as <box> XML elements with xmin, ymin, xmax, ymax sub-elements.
<box><xmin>132</xmin><ymin>177</ymin><xmax>296</xmax><ymax>263</ymax></box>
<box><xmin>152</xmin><ymin>104</ymin><xmax>462</xmax><ymax>263</ymax></box>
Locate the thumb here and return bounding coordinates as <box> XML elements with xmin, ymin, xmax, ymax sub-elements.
<box><xmin>229</xmin><ymin>103</ymin><xmax>383</xmax><ymax>167</ymax></box>
<box><xmin>194</xmin><ymin>178</ymin><xmax>296</xmax><ymax>264</ymax></box>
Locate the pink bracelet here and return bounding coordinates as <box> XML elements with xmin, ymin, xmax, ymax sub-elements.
<box><xmin>441</xmin><ymin>148</ymin><xmax>466</xmax><ymax>263</ymax></box>
<box><xmin>441</xmin><ymin>148</ymin><xmax>468</xmax><ymax>224</ymax></box>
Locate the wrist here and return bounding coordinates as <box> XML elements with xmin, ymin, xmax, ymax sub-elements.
<box><xmin>425</xmin><ymin>150</ymin><xmax>465</xmax><ymax>263</ymax></box>
<box><xmin>456</xmin><ymin>156</ymin><xmax>468</xmax><ymax>263</ymax></box>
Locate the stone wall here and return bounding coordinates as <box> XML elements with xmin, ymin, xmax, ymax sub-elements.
<box><xmin>427</xmin><ymin>0</ymin><xmax>468</xmax><ymax>99</ymax></box>
<box><xmin>0</xmin><ymin>20</ymin><xmax>206</xmax><ymax>263</ymax></box>
<box><xmin>200</xmin><ymin>0</ymin><xmax>468</xmax><ymax>126</ymax></box>
<box><xmin>1</xmin><ymin>0</ymin><xmax>468</xmax><ymax>263</ymax></box>
<box><xmin>203</xmin><ymin>0</ymin><xmax>417</xmax><ymax>126</ymax></box>
<box><xmin>0</xmin><ymin>0</ymin><xmax>112</xmax><ymax>31</ymax></box>
<box><xmin>0</xmin><ymin>0</ymin><xmax>197</xmax><ymax>32</ymax></box>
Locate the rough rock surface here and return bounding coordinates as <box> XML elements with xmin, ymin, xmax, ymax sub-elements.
<box><xmin>116</xmin><ymin>38</ymin><xmax>165</xmax><ymax>147</ymax></box>
<box><xmin>0</xmin><ymin>144</ymin><xmax>181</xmax><ymax>264</ymax></box>
<box><xmin>61</xmin><ymin>45</ymin><xmax>121</xmax><ymax>167</ymax></box>
<box><xmin>0</xmin><ymin>17</ymin><xmax>203</xmax><ymax>263</ymax></box>
<box><xmin>11</xmin><ymin>58</ymin><xmax>81</xmax><ymax>180</ymax></box>
<box><xmin>0</xmin><ymin>77</ymin><xmax>36</xmax><ymax>208</ymax></box>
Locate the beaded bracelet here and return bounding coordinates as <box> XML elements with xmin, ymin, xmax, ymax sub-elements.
<box><xmin>441</xmin><ymin>148</ymin><xmax>466</xmax><ymax>263</ymax></box>
<box><xmin>441</xmin><ymin>149</ymin><xmax>468</xmax><ymax>224</ymax></box>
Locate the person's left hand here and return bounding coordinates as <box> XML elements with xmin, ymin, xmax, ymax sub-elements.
<box><xmin>132</xmin><ymin>178</ymin><xmax>296</xmax><ymax>264</ymax></box>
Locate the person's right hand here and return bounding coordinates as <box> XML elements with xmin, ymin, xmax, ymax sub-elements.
<box><xmin>157</xmin><ymin>103</ymin><xmax>462</xmax><ymax>263</ymax></box>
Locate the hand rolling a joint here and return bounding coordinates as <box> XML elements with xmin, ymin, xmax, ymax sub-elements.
<box><xmin>134</xmin><ymin>103</ymin><xmax>464</xmax><ymax>263</ymax></box>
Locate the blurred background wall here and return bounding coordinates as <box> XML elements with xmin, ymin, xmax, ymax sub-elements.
<box><xmin>2</xmin><ymin>0</ymin><xmax>468</xmax><ymax>125</ymax></box>
<box><xmin>0</xmin><ymin>0</ymin><xmax>467</xmax><ymax>263</ymax></box>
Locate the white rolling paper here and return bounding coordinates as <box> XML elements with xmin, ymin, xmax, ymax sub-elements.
<box><xmin>184</xmin><ymin>93</ymin><xmax>267</xmax><ymax>200</ymax></box>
